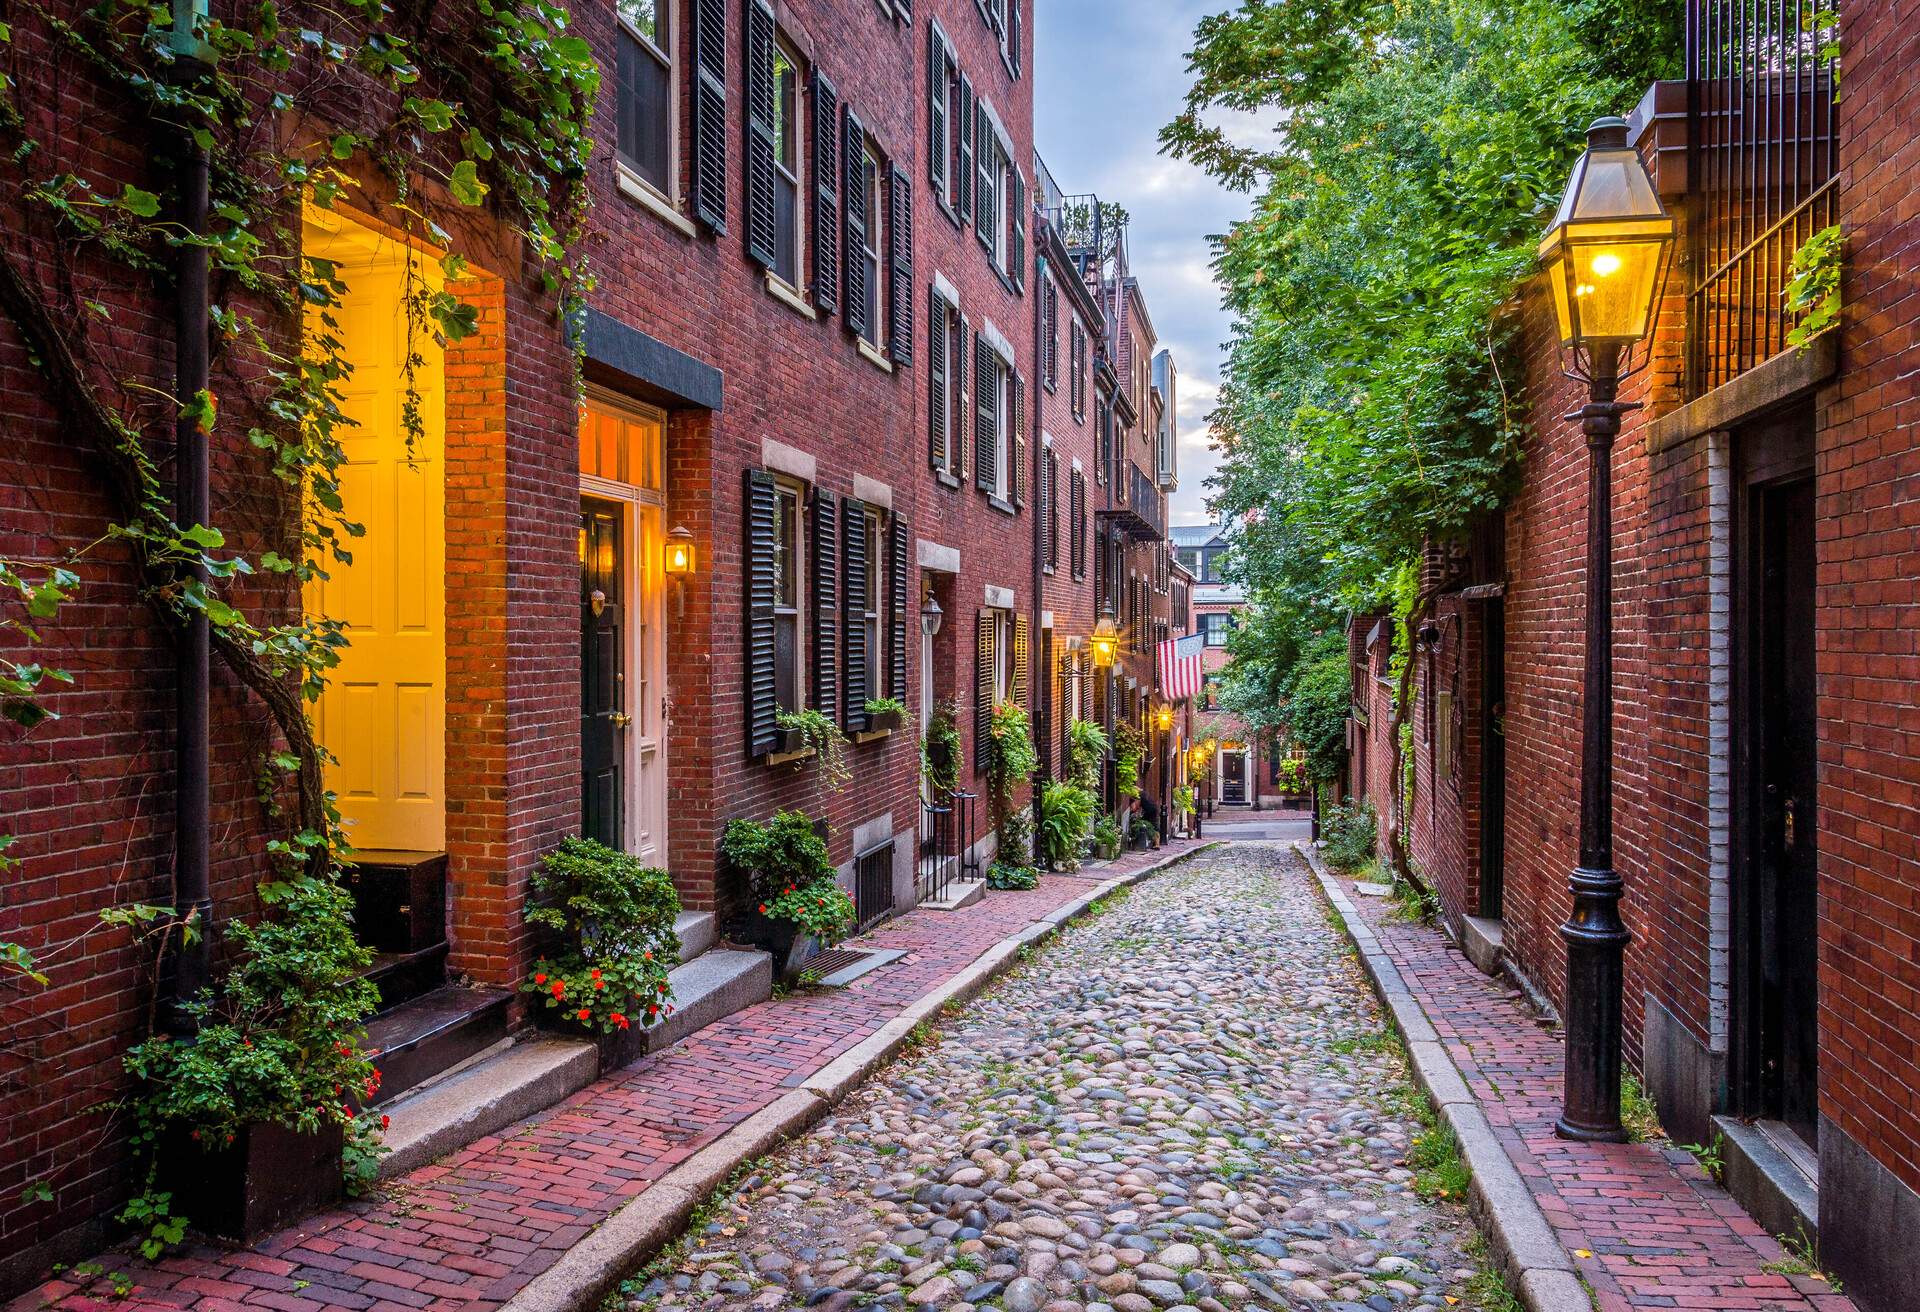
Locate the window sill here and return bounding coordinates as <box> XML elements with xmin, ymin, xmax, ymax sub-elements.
<box><xmin>990</xmin><ymin>264</ymin><xmax>1018</xmax><ymax>297</ymax></box>
<box><xmin>616</xmin><ymin>164</ymin><xmax>697</xmax><ymax>238</ymax></box>
<box><xmin>856</xmin><ymin>338</ymin><xmax>893</xmax><ymax>372</ymax></box>
<box><xmin>936</xmin><ymin>197</ymin><xmax>962</xmax><ymax>230</ymax></box>
<box><xmin>765</xmin><ymin>273</ymin><xmax>818</xmax><ymax>320</ymax></box>
<box><xmin>854</xmin><ymin>728</ymin><xmax>893</xmax><ymax>744</ymax></box>
<box><xmin>767</xmin><ymin>746</ymin><xmax>816</xmax><ymax>766</ymax></box>
<box><xmin>988</xmin><ymin>495</ymin><xmax>1017</xmax><ymax>516</ymax></box>
<box><xmin>935</xmin><ymin>470</ymin><xmax>961</xmax><ymax>490</ymax></box>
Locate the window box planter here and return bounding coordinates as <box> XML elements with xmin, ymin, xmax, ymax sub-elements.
<box><xmin>160</xmin><ymin>1120</ymin><xmax>344</xmax><ymax>1245</ymax></box>
<box><xmin>865</xmin><ymin>707</ymin><xmax>906</xmax><ymax>734</ymax></box>
<box><xmin>769</xmin><ymin>726</ymin><xmax>807</xmax><ymax>758</ymax></box>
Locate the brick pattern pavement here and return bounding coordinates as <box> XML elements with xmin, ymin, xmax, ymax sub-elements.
<box><xmin>14</xmin><ymin>843</ymin><xmax>1198</xmax><ymax>1312</ymax></box>
<box><xmin>1340</xmin><ymin>878</ymin><xmax>1857</xmax><ymax>1312</ymax></box>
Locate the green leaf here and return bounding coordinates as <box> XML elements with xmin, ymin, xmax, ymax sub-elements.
<box><xmin>448</xmin><ymin>159</ymin><xmax>488</xmax><ymax>206</ymax></box>
<box><xmin>117</xmin><ymin>185</ymin><xmax>161</xmax><ymax>218</ymax></box>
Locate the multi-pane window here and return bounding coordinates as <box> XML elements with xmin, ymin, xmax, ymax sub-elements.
<box><xmin>772</xmin><ymin>480</ymin><xmax>805</xmax><ymax>712</ymax></box>
<box><xmin>1201</xmin><ymin>612</ymin><xmax>1231</xmax><ymax>647</ymax></box>
<box><xmin>1070</xmin><ymin>468</ymin><xmax>1086</xmax><ymax>579</ymax></box>
<box><xmin>862</xmin><ymin>509</ymin><xmax>884</xmax><ymax>700</ymax></box>
<box><xmin>992</xmin><ymin>354</ymin><xmax>1013</xmax><ymax>501</ymax></box>
<box><xmin>1096</xmin><ymin>399</ymin><xmax>1111</xmax><ymax>485</ymax></box>
<box><xmin>930</xmin><ymin>294</ymin><xmax>966</xmax><ymax>476</ymax></box>
<box><xmin>860</xmin><ymin>144</ymin><xmax>884</xmax><ymax>348</ymax></box>
<box><xmin>770</xmin><ymin>42</ymin><xmax>803</xmax><ymax>287</ymax></box>
<box><xmin>616</xmin><ymin>0</ymin><xmax>673</xmax><ymax>196</ymax></box>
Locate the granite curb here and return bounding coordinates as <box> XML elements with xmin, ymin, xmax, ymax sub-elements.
<box><xmin>502</xmin><ymin>841</ymin><xmax>1218</xmax><ymax>1312</ymax></box>
<box><xmin>1293</xmin><ymin>843</ymin><xmax>1592</xmax><ymax>1312</ymax></box>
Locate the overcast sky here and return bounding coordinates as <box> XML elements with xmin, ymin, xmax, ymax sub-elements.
<box><xmin>1035</xmin><ymin>0</ymin><xmax>1252</xmax><ymax>528</ymax></box>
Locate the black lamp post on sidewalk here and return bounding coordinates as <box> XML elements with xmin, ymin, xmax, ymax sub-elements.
<box><xmin>1537</xmin><ymin>116</ymin><xmax>1675</xmax><ymax>1143</ymax></box>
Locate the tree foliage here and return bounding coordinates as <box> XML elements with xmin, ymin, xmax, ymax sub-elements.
<box><xmin>1164</xmin><ymin>0</ymin><xmax>1678</xmax><ymax>833</ymax></box>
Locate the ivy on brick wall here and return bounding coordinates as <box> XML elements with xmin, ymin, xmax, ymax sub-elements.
<box><xmin>0</xmin><ymin>0</ymin><xmax>596</xmax><ymax>1252</ymax></box>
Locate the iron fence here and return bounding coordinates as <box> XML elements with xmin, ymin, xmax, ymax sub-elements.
<box><xmin>1685</xmin><ymin>0</ymin><xmax>1840</xmax><ymax>396</ymax></box>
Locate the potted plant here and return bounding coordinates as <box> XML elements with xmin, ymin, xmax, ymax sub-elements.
<box><xmin>522</xmin><ymin>837</ymin><xmax>681</xmax><ymax>1069</ymax></box>
<box><xmin>121</xmin><ymin>876</ymin><xmax>382</xmax><ymax>1249</ymax></box>
<box><xmin>863</xmin><ymin>695</ymin><xmax>909</xmax><ymax>734</ymax></box>
<box><xmin>773</xmin><ymin>707</ymin><xmax>851</xmax><ymax>786</ymax></box>
<box><xmin>984</xmin><ymin>700</ymin><xmax>1040</xmax><ymax>884</ymax></box>
<box><xmin>1128</xmin><ymin>814</ymin><xmax>1158</xmax><ymax>851</ymax></box>
<box><xmin>720</xmin><ymin>810</ymin><xmax>855</xmax><ymax>977</ymax></box>
<box><xmin>922</xmin><ymin>701</ymin><xmax>962</xmax><ymax>800</ymax></box>
<box><xmin>1038</xmin><ymin>779</ymin><xmax>1097</xmax><ymax>872</ymax></box>
<box><xmin>1173</xmin><ymin>783</ymin><xmax>1197</xmax><ymax>835</ymax></box>
<box><xmin>1088</xmin><ymin>814</ymin><xmax>1124</xmax><ymax>862</ymax></box>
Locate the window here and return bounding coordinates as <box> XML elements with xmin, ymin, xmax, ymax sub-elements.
<box><xmin>1177</xmin><ymin>546</ymin><xmax>1199</xmax><ymax>575</ymax></box>
<box><xmin>1201</xmin><ymin>612</ymin><xmax>1231</xmax><ymax>647</ymax></box>
<box><xmin>862</xmin><ymin>508</ymin><xmax>884</xmax><ymax>702</ymax></box>
<box><xmin>1070</xmin><ymin>319</ymin><xmax>1086</xmax><ymax>422</ymax></box>
<box><xmin>860</xmin><ymin>143</ymin><xmax>884</xmax><ymax>348</ymax></box>
<box><xmin>994</xmin><ymin>357</ymin><xmax>1013</xmax><ymax>501</ymax></box>
<box><xmin>616</xmin><ymin>0</ymin><xmax>674</xmax><ymax>196</ymax></box>
<box><xmin>1042</xmin><ymin>446</ymin><xmax>1058</xmax><ymax>572</ymax></box>
<box><xmin>1042</xmin><ymin>277</ymin><xmax>1058</xmax><ymax>391</ymax></box>
<box><xmin>1070</xmin><ymin>468</ymin><xmax>1086</xmax><ymax>579</ymax></box>
<box><xmin>929</xmin><ymin>292</ymin><xmax>967</xmax><ymax>477</ymax></box>
<box><xmin>771</xmin><ymin>41</ymin><xmax>802</xmax><ymax>286</ymax></box>
<box><xmin>1096</xmin><ymin>398</ymin><xmax>1111</xmax><ymax>485</ymax></box>
<box><xmin>773</xmin><ymin>480</ymin><xmax>805</xmax><ymax>711</ymax></box>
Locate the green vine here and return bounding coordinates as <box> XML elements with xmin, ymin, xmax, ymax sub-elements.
<box><xmin>776</xmin><ymin>707</ymin><xmax>853</xmax><ymax>791</ymax></box>
<box><xmin>1113</xmin><ymin>720</ymin><xmax>1145</xmax><ymax>802</ymax></box>
<box><xmin>0</xmin><ymin>0</ymin><xmax>598</xmax><ymax>1243</ymax></box>
<box><xmin>1784</xmin><ymin>224</ymin><xmax>1844</xmax><ymax>351</ymax></box>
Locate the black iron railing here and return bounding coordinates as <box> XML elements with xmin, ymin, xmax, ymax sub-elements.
<box><xmin>1685</xmin><ymin>0</ymin><xmax>1840</xmax><ymax>396</ymax></box>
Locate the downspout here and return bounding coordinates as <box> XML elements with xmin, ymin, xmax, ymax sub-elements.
<box><xmin>168</xmin><ymin>0</ymin><xmax>215</xmax><ymax>1031</ymax></box>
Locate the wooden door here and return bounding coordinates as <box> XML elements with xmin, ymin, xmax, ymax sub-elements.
<box><xmin>1221</xmin><ymin>749</ymin><xmax>1247</xmax><ymax>803</ymax></box>
<box><xmin>304</xmin><ymin>225</ymin><xmax>446</xmax><ymax>853</ymax></box>
<box><xmin>1479</xmin><ymin>599</ymin><xmax>1507</xmax><ymax>918</ymax></box>
<box><xmin>581</xmin><ymin>498</ymin><xmax>625</xmax><ymax>850</ymax></box>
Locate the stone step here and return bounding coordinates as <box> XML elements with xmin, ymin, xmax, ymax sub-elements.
<box><xmin>919</xmin><ymin>879</ymin><xmax>986</xmax><ymax>911</ymax></box>
<box><xmin>375</xmin><ymin>946</ymin><xmax>770</xmax><ymax>1178</ymax></box>
<box><xmin>674</xmin><ymin>910</ymin><xmax>717</xmax><ymax>963</ymax></box>
<box><xmin>633</xmin><ymin>947</ymin><xmax>772</xmax><ymax>1059</ymax></box>
<box><xmin>364</xmin><ymin>984</ymin><xmax>513</xmax><ymax>1105</ymax></box>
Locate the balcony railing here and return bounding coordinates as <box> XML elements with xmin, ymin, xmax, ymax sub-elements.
<box><xmin>1684</xmin><ymin>0</ymin><xmax>1839</xmax><ymax>397</ymax></box>
<box><xmin>1099</xmin><ymin>464</ymin><xmax>1162</xmax><ymax>542</ymax></box>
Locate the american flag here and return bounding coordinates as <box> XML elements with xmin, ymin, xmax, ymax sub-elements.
<box><xmin>1158</xmin><ymin>632</ymin><xmax>1205</xmax><ymax>702</ymax></box>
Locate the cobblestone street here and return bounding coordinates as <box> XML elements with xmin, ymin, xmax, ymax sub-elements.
<box><xmin>620</xmin><ymin>844</ymin><xmax>1487</xmax><ymax>1312</ymax></box>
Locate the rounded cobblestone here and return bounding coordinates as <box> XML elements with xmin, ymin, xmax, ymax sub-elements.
<box><xmin>623</xmin><ymin>845</ymin><xmax>1488</xmax><ymax>1310</ymax></box>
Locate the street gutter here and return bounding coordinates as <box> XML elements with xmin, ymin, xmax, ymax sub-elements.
<box><xmin>503</xmin><ymin>842</ymin><xmax>1221</xmax><ymax>1312</ymax></box>
<box><xmin>1295</xmin><ymin>842</ymin><xmax>1594</xmax><ymax>1312</ymax></box>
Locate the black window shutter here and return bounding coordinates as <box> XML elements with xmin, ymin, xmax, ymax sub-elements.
<box><xmin>895</xmin><ymin>0</ymin><xmax>911</xmax><ymax>19</ymax></box>
<box><xmin>1009</xmin><ymin>0</ymin><xmax>1022</xmax><ymax>76</ymax></box>
<box><xmin>1011</xmin><ymin>370</ymin><xmax>1027</xmax><ymax>505</ymax></box>
<box><xmin>927</xmin><ymin>26</ymin><xmax>947</xmax><ymax>196</ymax></box>
<box><xmin>691</xmin><ymin>0</ymin><xmax>729</xmax><ymax>232</ymax></box>
<box><xmin>1044</xmin><ymin>449</ymin><xmax>1058</xmax><ymax>570</ymax></box>
<box><xmin>1012</xmin><ymin>614</ymin><xmax>1029</xmax><ymax>711</ymax></box>
<box><xmin>974</xmin><ymin>335</ymin><xmax>997</xmax><ymax>494</ymax></box>
<box><xmin>928</xmin><ymin>292</ymin><xmax>948</xmax><ymax>469</ymax></box>
<box><xmin>812</xmin><ymin>71</ymin><xmax>840</xmax><ymax>313</ymax></box>
<box><xmin>1070</xmin><ymin>469</ymin><xmax>1085</xmax><ymax>578</ymax></box>
<box><xmin>1010</xmin><ymin>168</ymin><xmax>1027</xmax><ymax>289</ymax></box>
<box><xmin>889</xmin><ymin>165</ymin><xmax>914</xmax><ymax>365</ymax></box>
<box><xmin>954</xmin><ymin>312</ymin><xmax>969</xmax><ymax>476</ymax></box>
<box><xmin>842</xmin><ymin>106</ymin><xmax>869</xmax><ymax>338</ymax></box>
<box><xmin>811</xmin><ymin>488</ymin><xmax>838</xmax><ymax>720</ymax></box>
<box><xmin>744</xmin><ymin>469</ymin><xmax>778</xmax><ymax>755</ymax></box>
<box><xmin>974</xmin><ymin>107</ymin><xmax>995</xmax><ymax>238</ymax></box>
<box><xmin>956</xmin><ymin>76</ymin><xmax>974</xmax><ymax>224</ymax></box>
<box><xmin>743</xmin><ymin>0</ymin><xmax>777</xmax><ymax>267</ymax></box>
<box><xmin>842</xmin><ymin>498</ymin><xmax>869</xmax><ymax>731</ymax></box>
<box><xmin>974</xmin><ymin>610</ymin><xmax>994</xmax><ymax>775</ymax></box>
<box><xmin>888</xmin><ymin>515</ymin><xmax>909</xmax><ymax>701</ymax></box>
<box><xmin>1043</xmin><ymin>282</ymin><xmax>1057</xmax><ymax>386</ymax></box>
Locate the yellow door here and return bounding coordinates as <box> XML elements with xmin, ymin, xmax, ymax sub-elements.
<box><xmin>303</xmin><ymin>213</ymin><xmax>447</xmax><ymax>853</ymax></box>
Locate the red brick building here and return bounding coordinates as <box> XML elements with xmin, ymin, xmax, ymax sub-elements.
<box><xmin>1399</xmin><ymin>4</ymin><xmax>1920</xmax><ymax>1303</ymax></box>
<box><xmin>0</xmin><ymin>0</ymin><xmax>1203</xmax><ymax>1287</ymax></box>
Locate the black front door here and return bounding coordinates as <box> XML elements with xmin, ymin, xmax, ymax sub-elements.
<box><xmin>1479</xmin><ymin>599</ymin><xmax>1506</xmax><ymax>918</ymax></box>
<box><xmin>581</xmin><ymin>499</ymin><xmax>624</xmax><ymax>850</ymax></box>
<box><xmin>1734</xmin><ymin>407</ymin><xmax>1819</xmax><ymax>1149</ymax></box>
<box><xmin>1221</xmin><ymin>751</ymin><xmax>1247</xmax><ymax>804</ymax></box>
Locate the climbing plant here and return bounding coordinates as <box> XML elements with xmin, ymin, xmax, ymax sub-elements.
<box><xmin>0</xmin><ymin>0</ymin><xmax>598</xmax><ymax>1240</ymax></box>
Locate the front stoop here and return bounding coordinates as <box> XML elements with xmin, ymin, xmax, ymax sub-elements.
<box><xmin>919</xmin><ymin>878</ymin><xmax>986</xmax><ymax>911</ymax></box>
<box><xmin>1460</xmin><ymin>915</ymin><xmax>1505</xmax><ymax>977</ymax></box>
<box><xmin>1715</xmin><ymin>1115</ymin><xmax>1819</xmax><ymax>1247</ymax></box>
<box><xmin>375</xmin><ymin>914</ymin><xmax>766</xmax><ymax>1179</ymax></box>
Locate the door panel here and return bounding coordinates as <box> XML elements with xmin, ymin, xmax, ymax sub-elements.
<box><xmin>303</xmin><ymin>230</ymin><xmax>447</xmax><ymax>853</ymax></box>
<box><xmin>581</xmin><ymin>500</ymin><xmax>625</xmax><ymax>851</ymax></box>
<box><xmin>1221</xmin><ymin>751</ymin><xmax>1247</xmax><ymax>804</ymax></box>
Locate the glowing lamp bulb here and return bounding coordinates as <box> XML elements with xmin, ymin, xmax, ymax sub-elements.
<box><xmin>1590</xmin><ymin>251</ymin><xmax>1622</xmax><ymax>277</ymax></box>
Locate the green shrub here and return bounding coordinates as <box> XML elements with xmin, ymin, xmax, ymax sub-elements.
<box><xmin>1113</xmin><ymin>720</ymin><xmax>1145</xmax><ymax>800</ymax></box>
<box><xmin>921</xmin><ymin>700</ymin><xmax>963</xmax><ymax>799</ymax></box>
<box><xmin>720</xmin><ymin>810</ymin><xmax>833</xmax><ymax>902</ymax></box>
<box><xmin>1066</xmin><ymin>719</ymin><xmax>1108</xmax><ymax>793</ymax></box>
<box><xmin>1321</xmin><ymin>799</ymin><xmax>1378</xmax><ymax>873</ymax></box>
<box><xmin>987</xmin><ymin>861</ymin><xmax>1039</xmax><ymax>890</ymax></box>
<box><xmin>764</xmin><ymin>879</ymin><xmax>856</xmax><ymax>945</ymax></box>
<box><xmin>1089</xmin><ymin>814</ymin><xmax>1124</xmax><ymax>856</ymax></box>
<box><xmin>1038</xmin><ymin>781</ymin><xmax>1097</xmax><ymax>869</ymax></box>
<box><xmin>523</xmin><ymin>836</ymin><xmax>681</xmax><ymax>1034</ymax></box>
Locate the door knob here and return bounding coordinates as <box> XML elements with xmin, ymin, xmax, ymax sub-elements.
<box><xmin>609</xmin><ymin>711</ymin><xmax>632</xmax><ymax>729</ymax></box>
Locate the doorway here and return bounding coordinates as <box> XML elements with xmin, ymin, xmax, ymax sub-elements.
<box><xmin>1479</xmin><ymin>599</ymin><xmax>1506</xmax><ymax>918</ymax></box>
<box><xmin>1220</xmin><ymin>747</ymin><xmax>1247</xmax><ymax>804</ymax></box>
<box><xmin>580</xmin><ymin>394</ymin><xmax>669</xmax><ymax>867</ymax></box>
<box><xmin>1732</xmin><ymin>407</ymin><xmax>1818</xmax><ymax>1149</ymax></box>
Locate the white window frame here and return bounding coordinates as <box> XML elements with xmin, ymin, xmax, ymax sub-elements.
<box><xmin>772</xmin><ymin>476</ymin><xmax>807</xmax><ymax>714</ymax></box>
<box><xmin>770</xmin><ymin>35</ymin><xmax>806</xmax><ymax>293</ymax></box>
<box><xmin>862</xmin><ymin>506</ymin><xmax>885</xmax><ymax>702</ymax></box>
<box><xmin>860</xmin><ymin>141</ymin><xmax>886</xmax><ymax>350</ymax></box>
<box><xmin>614</xmin><ymin>0</ymin><xmax>681</xmax><ymax>213</ymax></box>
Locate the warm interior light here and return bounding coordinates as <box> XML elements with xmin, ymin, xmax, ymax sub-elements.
<box><xmin>663</xmin><ymin>525</ymin><xmax>695</xmax><ymax>577</ymax></box>
<box><xmin>1590</xmin><ymin>251</ymin><xmax>1622</xmax><ymax>277</ymax></box>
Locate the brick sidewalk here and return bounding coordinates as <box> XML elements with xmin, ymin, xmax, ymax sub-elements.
<box><xmin>1338</xmin><ymin>873</ymin><xmax>1856</xmax><ymax>1312</ymax></box>
<box><xmin>16</xmin><ymin>842</ymin><xmax>1200</xmax><ymax>1312</ymax></box>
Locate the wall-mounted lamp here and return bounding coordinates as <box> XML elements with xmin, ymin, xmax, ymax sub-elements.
<box><xmin>664</xmin><ymin>524</ymin><xmax>695</xmax><ymax>619</ymax></box>
<box><xmin>1154</xmin><ymin>703</ymin><xmax>1174</xmax><ymax>733</ymax></box>
<box><xmin>1090</xmin><ymin>602</ymin><xmax>1119</xmax><ymax>669</ymax></box>
<box><xmin>921</xmin><ymin>590</ymin><xmax>944</xmax><ymax>638</ymax></box>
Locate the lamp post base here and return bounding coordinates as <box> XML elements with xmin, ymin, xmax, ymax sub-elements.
<box><xmin>1556</xmin><ymin>862</ymin><xmax>1631</xmax><ymax>1143</ymax></box>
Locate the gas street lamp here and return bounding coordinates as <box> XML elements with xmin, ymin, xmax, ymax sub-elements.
<box><xmin>1541</xmin><ymin>116</ymin><xmax>1674</xmax><ymax>1143</ymax></box>
<box><xmin>1089</xmin><ymin>601</ymin><xmax>1119</xmax><ymax>669</ymax></box>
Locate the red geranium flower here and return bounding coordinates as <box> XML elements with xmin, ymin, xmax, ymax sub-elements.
<box><xmin>611</xmin><ymin>1013</ymin><xmax>629</xmax><ymax>1030</ymax></box>
<box><xmin>534</xmin><ymin>972</ymin><xmax>548</xmax><ymax>985</ymax></box>
<box><xmin>577</xmin><ymin>1007</ymin><xmax>591</xmax><ymax>1021</ymax></box>
<box><xmin>380</xmin><ymin>1115</ymin><xmax>390</xmax><ymax>1130</ymax></box>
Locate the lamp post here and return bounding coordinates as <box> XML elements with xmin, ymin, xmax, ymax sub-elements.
<box><xmin>1154</xmin><ymin>702</ymin><xmax>1174</xmax><ymax>843</ymax></box>
<box><xmin>1538</xmin><ymin>116</ymin><xmax>1675</xmax><ymax>1143</ymax></box>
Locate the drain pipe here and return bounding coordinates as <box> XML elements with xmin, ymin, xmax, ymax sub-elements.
<box><xmin>167</xmin><ymin>0</ymin><xmax>215</xmax><ymax>1031</ymax></box>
